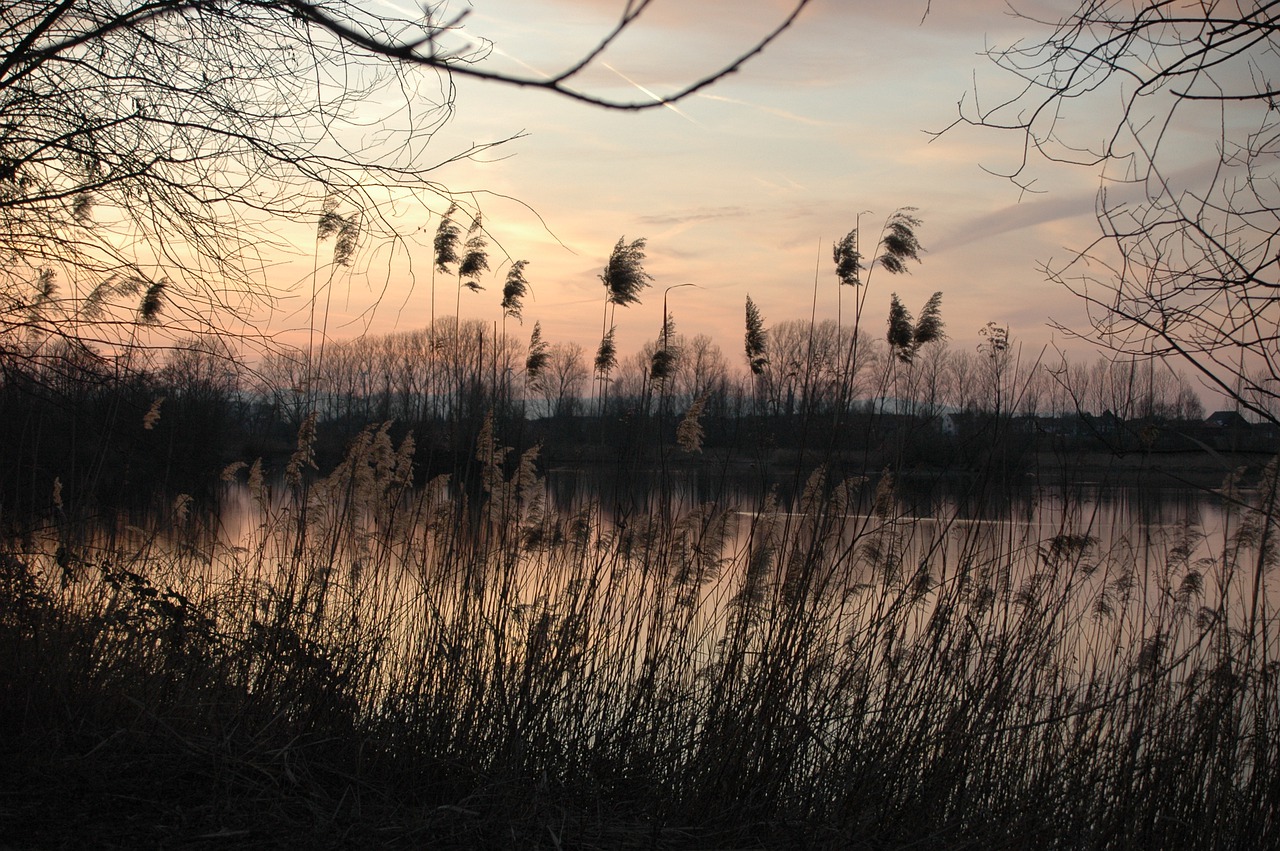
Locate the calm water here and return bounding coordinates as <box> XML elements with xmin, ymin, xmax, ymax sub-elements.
<box><xmin>206</xmin><ymin>461</ymin><xmax>1265</xmax><ymax>607</ymax></box>
<box><xmin>54</xmin><ymin>457</ymin><xmax>1271</xmax><ymax>693</ymax></box>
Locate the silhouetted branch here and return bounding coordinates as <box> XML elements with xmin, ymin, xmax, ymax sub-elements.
<box><xmin>943</xmin><ymin>0</ymin><xmax>1279</xmax><ymax>422</ymax></box>
<box><xmin>285</xmin><ymin>0</ymin><xmax>815</xmax><ymax>110</ymax></box>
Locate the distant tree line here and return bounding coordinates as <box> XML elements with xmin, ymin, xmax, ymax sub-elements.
<box><xmin>2</xmin><ymin>300</ymin><xmax>1225</xmax><ymax>521</ymax></box>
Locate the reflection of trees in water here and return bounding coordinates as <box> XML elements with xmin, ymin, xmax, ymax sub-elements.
<box><xmin>215</xmin><ymin>457</ymin><xmax>1252</xmax><ymax>628</ymax></box>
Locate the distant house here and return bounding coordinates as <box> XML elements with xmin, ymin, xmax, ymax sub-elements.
<box><xmin>1200</xmin><ymin>409</ymin><xmax>1269</xmax><ymax>452</ymax></box>
<box><xmin>1205</xmin><ymin>410</ymin><xmax>1251</xmax><ymax>429</ymax></box>
<box><xmin>1081</xmin><ymin>410</ymin><xmax>1125</xmax><ymax>436</ymax></box>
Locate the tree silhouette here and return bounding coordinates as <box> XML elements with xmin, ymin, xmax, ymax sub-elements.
<box><xmin>951</xmin><ymin>0</ymin><xmax>1279</xmax><ymax>422</ymax></box>
<box><xmin>1</xmin><ymin>0</ymin><xmax>810</xmax><ymax>377</ymax></box>
<box><xmin>2</xmin><ymin>3</ymin><xmax>503</xmax><ymax>362</ymax></box>
<box><xmin>284</xmin><ymin>0</ymin><xmax>814</xmax><ymax>110</ymax></box>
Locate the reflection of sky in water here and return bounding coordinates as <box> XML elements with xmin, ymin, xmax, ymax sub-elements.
<box><xmin>56</xmin><ymin>459</ymin><xmax>1272</xmax><ymax>693</ymax></box>
<box><xmin>532</xmin><ymin>464</ymin><xmax>1278</xmax><ymax>617</ymax></box>
<box><xmin>208</xmin><ymin>466</ymin><xmax>1257</xmax><ymax>602</ymax></box>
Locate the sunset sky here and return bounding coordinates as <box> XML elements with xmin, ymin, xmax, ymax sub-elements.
<box><xmin>275</xmin><ymin>0</ymin><xmax>1186</xmax><ymax>383</ymax></box>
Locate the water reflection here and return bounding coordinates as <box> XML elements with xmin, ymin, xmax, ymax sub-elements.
<box><xmin>540</xmin><ymin>464</ymin><xmax>1229</xmax><ymax>561</ymax></box>
<box><xmin>197</xmin><ymin>463</ymin><xmax>1266</xmax><ymax>624</ymax></box>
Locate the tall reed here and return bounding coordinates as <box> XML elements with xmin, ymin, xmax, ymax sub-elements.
<box><xmin>4</xmin><ymin>409</ymin><xmax>1275</xmax><ymax>847</ymax></box>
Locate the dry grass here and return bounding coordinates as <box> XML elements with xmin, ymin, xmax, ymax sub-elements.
<box><xmin>2</xmin><ymin>419</ymin><xmax>1277</xmax><ymax>849</ymax></box>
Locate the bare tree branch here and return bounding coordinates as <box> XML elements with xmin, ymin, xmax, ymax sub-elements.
<box><xmin>1</xmin><ymin>0</ymin><xmax>811</xmax><ymax>365</ymax></box>
<box><xmin>284</xmin><ymin>0</ymin><xmax>814</xmax><ymax>110</ymax></box>
<box><xmin>946</xmin><ymin>0</ymin><xmax>1280</xmax><ymax>422</ymax></box>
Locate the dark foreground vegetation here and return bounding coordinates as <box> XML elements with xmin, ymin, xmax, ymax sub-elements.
<box><xmin>3</xmin><ymin>384</ymin><xmax>1278</xmax><ymax>847</ymax></box>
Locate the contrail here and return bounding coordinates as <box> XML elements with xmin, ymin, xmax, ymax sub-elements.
<box><xmin>452</xmin><ymin>26</ymin><xmax>701</xmax><ymax>126</ymax></box>
<box><xmin>601</xmin><ymin>62</ymin><xmax>703</xmax><ymax>125</ymax></box>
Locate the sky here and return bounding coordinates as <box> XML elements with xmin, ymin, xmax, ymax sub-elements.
<box><xmin>272</xmin><ymin>0</ymin><xmax>1184</xmax><ymax>379</ymax></box>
